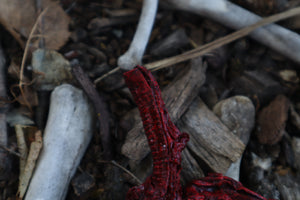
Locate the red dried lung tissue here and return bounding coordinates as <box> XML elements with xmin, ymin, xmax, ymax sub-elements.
<box><xmin>123</xmin><ymin>66</ymin><xmax>275</xmax><ymax>200</ymax></box>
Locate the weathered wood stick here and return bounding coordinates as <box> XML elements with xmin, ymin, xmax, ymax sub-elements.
<box><xmin>166</xmin><ymin>0</ymin><xmax>300</xmax><ymax>64</ymax></box>
<box><xmin>121</xmin><ymin>58</ymin><xmax>206</xmax><ymax>165</ymax></box>
<box><xmin>178</xmin><ymin>97</ymin><xmax>245</xmax><ymax>174</ymax></box>
<box><xmin>25</xmin><ymin>84</ymin><xmax>94</xmax><ymax>200</ymax></box>
<box><xmin>213</xmin><ymin>96</ymin><xmax>255</xmax><ymax>180</ymax></box>
<box><xmin>72</xmin><ymin>63</ymin><xmax>112</xmax><ymax>160</ymax></box>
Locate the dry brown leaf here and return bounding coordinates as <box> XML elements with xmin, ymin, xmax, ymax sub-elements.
<box><xmin>0</xmin><ymin>0</ymin><xmax>70</xmax><ymax>50</ymax></box>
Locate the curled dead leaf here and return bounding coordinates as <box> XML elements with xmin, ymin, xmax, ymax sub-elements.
<box><xmin>0</xmin><ymin>0</ymin><xmax>70</xmax><ymax>50</ymax></box>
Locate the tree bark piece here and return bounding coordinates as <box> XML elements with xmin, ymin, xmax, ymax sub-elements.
<box><xmin>25</xmin><ymin>84</ymin><xmax>94</xmax><ymax>200</ymax></box>
<box><xmin>166</xmin><ymin>0</ymin><xmax>300</xmax><ymax>64</ymax></box>
<box><xmin>181</xmin><ymin>148</ymin><xmax>204</xmax><ymax>184</ymax></box>
<box><xmin>213</xmin><ymin>96</ymin><xmax>255</xmax><ymax>180</ymax></box>
<box><xmin>121</xmin><ymin>58</ymin><xmax>206</xmax><ymax>165</ymax></box>
<box><xmin>178</xmin><ymin>97</ymin><xmax>245</xmax><ymax>174</ymax></box>
<box><xmin>124</xmin><ymin>65</ymin><xmax>189</xmax><ymax>200</ymax></box>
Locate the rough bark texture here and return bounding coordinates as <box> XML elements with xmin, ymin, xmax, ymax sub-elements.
<box><xmin>121</xmin><ymin>57</ymin><xmax>206</xmax><ymax>166</ymax></box>
<box><xmin>178</xmin><ymin>97</ymin><xmax>245</xmax><ymax>174</ymax></box>
<box><xmin>124</xmin><ymin>66</ymin><xmax>274</xmax><ymax>200</ymax></box>
<box><xmin>124</xmin><ymin>66</ymin><xmax>189</xmax><ymax>200</ymax></box>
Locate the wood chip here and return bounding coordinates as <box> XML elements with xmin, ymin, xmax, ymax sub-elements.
<box><xmin>256</xmin><ymin>95</ymin><xmax>290</xmax><ymax>145</ymax></box>
<box><xmin>17</xmin><ymin>130</ymin><xmax>42</xmax><ymax>198</ymax></box>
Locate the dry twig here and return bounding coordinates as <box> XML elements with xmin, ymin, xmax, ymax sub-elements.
<box><xmin>95</xmin><ymin>6</ymin><xmax>300</xmax><ymax>82</ymax></box>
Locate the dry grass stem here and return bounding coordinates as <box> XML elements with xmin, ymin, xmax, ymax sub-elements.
<box><xmin>96</xmin><ymin>6</ymin><xmax>300</xmax><ymax>81</ymax></box>
<box><xmin>19</xmin><ymin>8</ymin><xmax>49</xmax><ymax>112</ymax></box>
<box><xmin>145</xmin><ymin>6</ymin><xmax>300</xmax><ymax>71</ymax></box>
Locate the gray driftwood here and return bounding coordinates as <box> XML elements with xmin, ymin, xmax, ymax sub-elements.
<box><xmin>178</xmin><ymin>97</ymin><xmax>245</xmax><ymax>174</ymax></box>
<box><xmin>166</xmin><ymin>0</ymin><xmax>300</xmax><ymax>64</ymax></box>
<box><xmin>25</xmin><ymin>84</ymin><xmax>94</xmax><ymax>200</ymax></box>
<box><xmin>121</xmin><ymin>57</ymin><xmax>207</xmax><ymax>166</ymax></box>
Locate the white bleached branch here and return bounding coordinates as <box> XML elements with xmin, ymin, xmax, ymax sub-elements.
<box><xmin>166</xmin><ymin>0</ymin><xmax>300</xmax><ymax>64</ymax></box>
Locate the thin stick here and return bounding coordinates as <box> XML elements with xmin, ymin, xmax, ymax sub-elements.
<box><xmin>18</xmin><ymin>8</ymin><xmax>48</xmax><ymax>112</ymax></box>
<box><xmin>98</xmin><ymin>160</ymin><xmax>142</xmax><ymax>185</ymax></box>
<box><xmin>0</xmin><ymin>144</ymin><xmax>22</xmax><ymax>158</ymax></box>
<box><xmin>145</xmin><ymin>6</ymin><xmax>300</xmax><ymax>71</ymax></box>
<box><xmin>94</xmin><ymin>66</ymin><xmax>120</xmax><ymax>85</ymax></box>
<box><xmin>95</xmin><ymin>6</ymin><xmax>300</xmax><ymax>81</ymax></box>
<box><xmin>72</xmin><ymin>63</ymin><xmax>112</xmax><ymax>160</ymax></box>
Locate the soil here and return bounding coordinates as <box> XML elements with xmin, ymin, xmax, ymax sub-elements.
<box><xmin>0</xmin><ymin>0</ymin><xmax>299</xmax><ymax>199</ymax></box>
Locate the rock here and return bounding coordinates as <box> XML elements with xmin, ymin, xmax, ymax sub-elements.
<box><xmin>213</xmin><ymin>95</ymin><xmax>255</xmax><ymax>145</ymax></box>
<box><xmin>32</xmin><ymin>49</ymin><xmax>73</xmax><ymax>91</ymax></box>
<box><xmin>213</xmin><ymin>96</ymin><xmax>255</xmax><ymax>181</ymax></box>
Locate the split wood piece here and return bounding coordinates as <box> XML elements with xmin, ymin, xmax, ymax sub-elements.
<box><xmin>213</xmin><ymin>96</ymin><xmax>255</xmax><ymax>181</ymax></box>
<box><xmin>123</xmin><ymin>66</ymin><xmax>272</xmax><ymax>200</ymax></box>
<box><xmin>118</xmin><ymin>0</ymin><xmax>158</xmax><ymax>70</ymax></box>
<box><xmin>121</xmin><ymin>57</ymin><xmax>206</xmax><ymax>166</ymax></box>
<box><xmin>0</xmin><ymin>44</ymin><xmax>9</xmax><ymax>178</ymax></box>
<box><xmin>72</xmin><ymin>63</ymin><xmax>111</xmax><ymax>160</ymax></box>
<box><xmin>166</xmin><ymin>0</ymin><xmax>300</xmax><ymax>64</ymax></box>
<box><xmin>18</xmin><ymin>130</ymin><xmax>42</xmax><ymax>199</ymax></box>
<box><xmin>177</xmin><ymin>97</ymin><xmax>245</xmax><ymax>174</ymax></box>
<box><xmin>181</xmin><ymin>148</ymin><xmax>204</xmax><ymax>184</ymax></box>
<box><xmin>15</xmin><ymin>125</ymin><xmax>28</xmax><ymax>179</ymax></box>
<box><xmin>25</xmin><ymin>84</ymin><xmax>94</xmax><ymax>200</ymax></box>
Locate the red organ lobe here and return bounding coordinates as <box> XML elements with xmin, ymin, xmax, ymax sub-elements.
<box><xmin>123</xmin><ymin>66</ymin><xmax>276</xmax><ymax>200</ymax></box>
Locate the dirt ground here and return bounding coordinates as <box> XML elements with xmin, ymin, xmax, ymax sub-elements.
<box><xmin>0</xmin><ymin>0</ymin><xmax>299</xmax><ymax>199</ymax></box>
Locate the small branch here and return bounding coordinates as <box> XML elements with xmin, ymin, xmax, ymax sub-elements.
<box><xmin>145</xmin><ymin>6</ymin><xmax>300</xmax><ymax>70</ymax></box>
<box><xmin>98</xmin><ymin>160</ymin><xmax>142</xmax><ymax>185</ymax></box>
<box><xmin>95</xmin><ymin>6</ymin><xmax>300</xmax><ymax>81</ymax></box>
<box><xmin>25</xmin><ymin>84</ymin><xmax>94</xmax><ymax>200</ymax></box>
<box><xmin>118</xmin><ymin>0</ymin><xmax>158</xmax><ymax>70</ymax></box>
<box><xmin>19</xmin><ymin>7</ymin><xmax>49</xmax><ymax>112</ymax></box>
<box><xmin>166</xmin><ymin>0</ymin><xmax>300</xmax><ymax>65</ymax></box>
<box><xmin>0</xmin><ymin>144</ymin><xmax>22</xmax><ymax>158</ymax></box>
<box><xmin>72</xmin><ymin>63</ymin><xmax>112</xmax><ymax>160</ymax></box>
<box><xmin>94</xmin><ymin>66</ymin><xmax>120</xmax><ymax>85</ymax></box>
